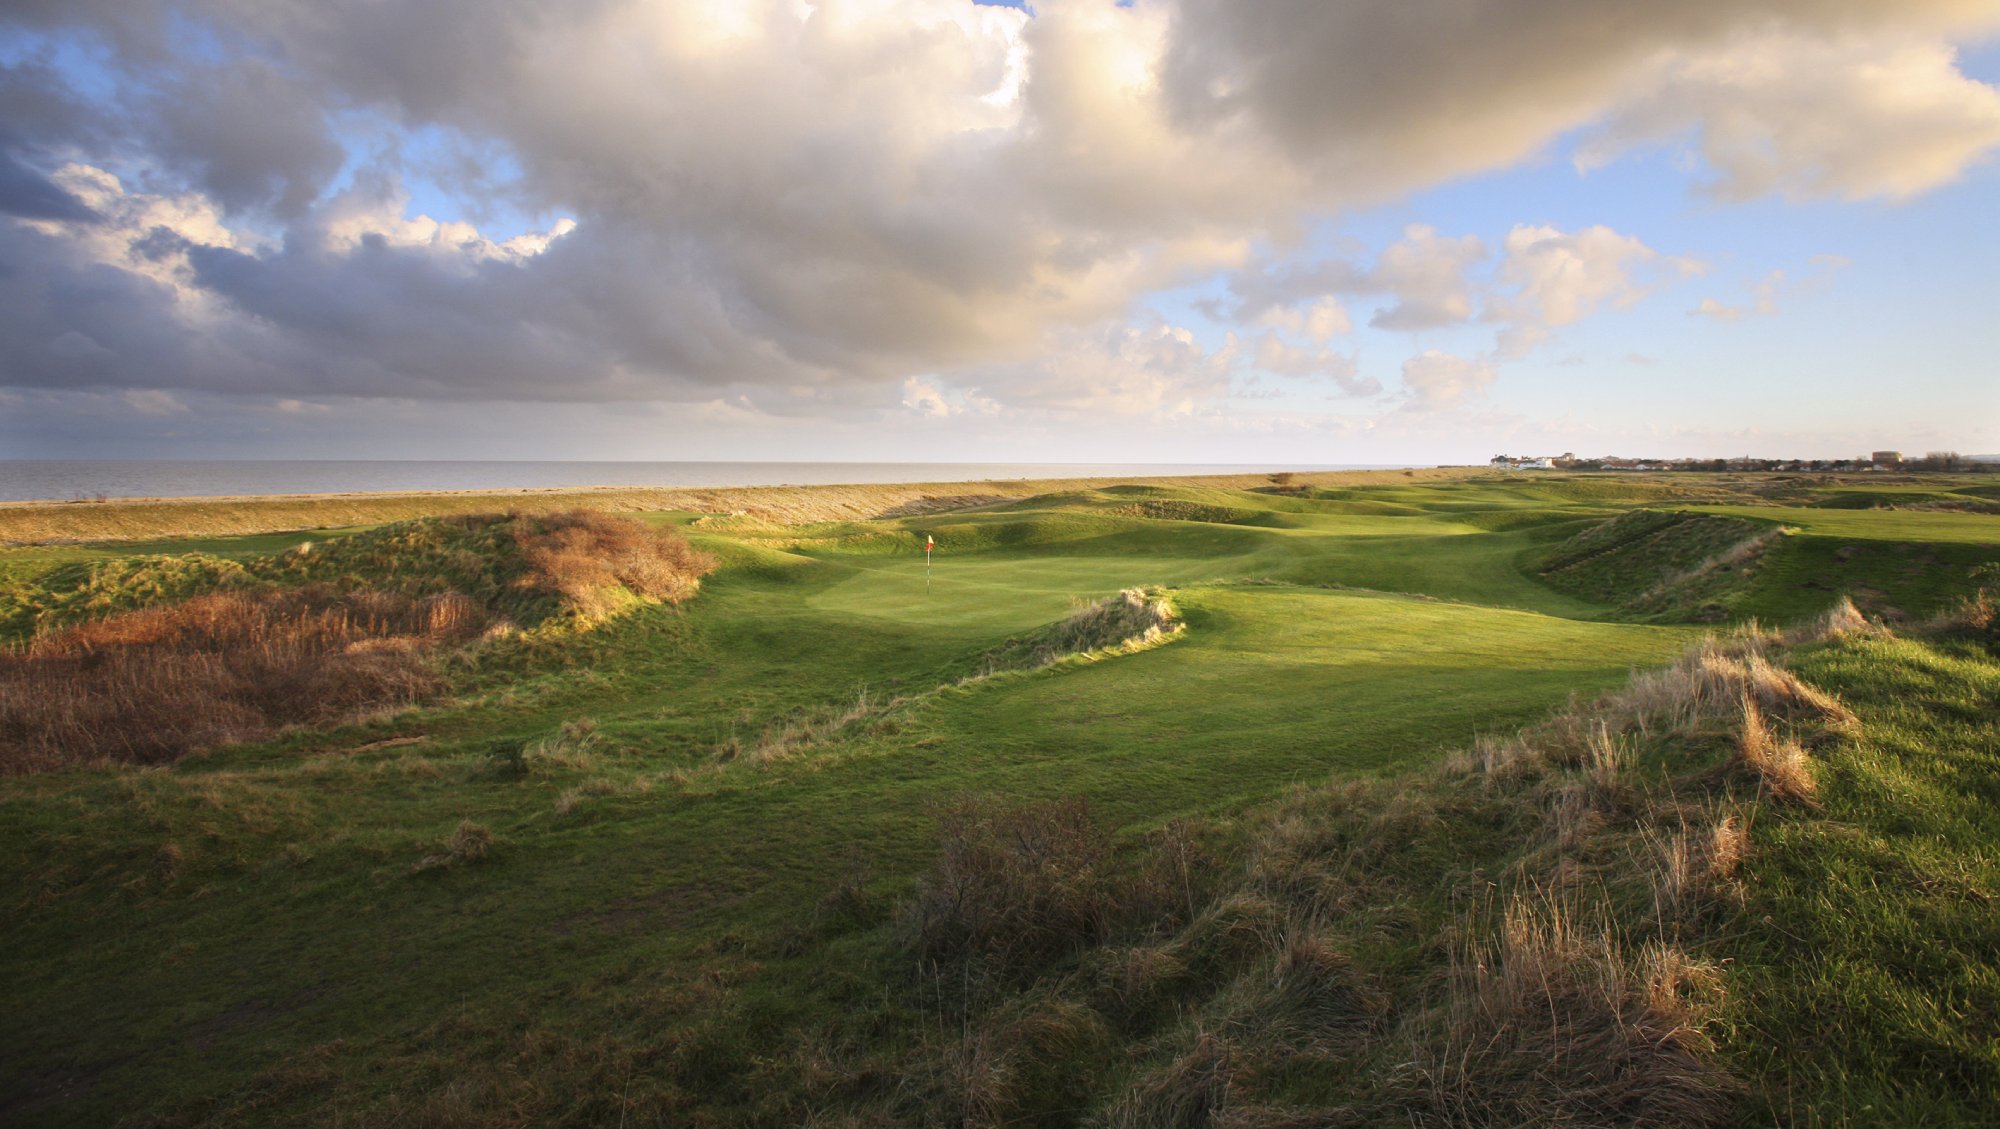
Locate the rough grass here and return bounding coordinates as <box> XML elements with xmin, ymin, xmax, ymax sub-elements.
<box><xmin>511</xmin><ymin>509</ymin><xmax>716</xmax><ymax>620</ymax></box>
<box><xmin>0</xmin><ymin>472</ymin><xmax>1992</xmax><ymax>1125</ymax></box>
<box><xmin>790</xmin><ymin>628</ymin><xmax>1883</xmax><ymax>1126</ymax></box>
<box><xmin>0</xmin><ymin>586</ymin><xmax>488</xmax><ymax>772</ymax></box>
<box><xmin>976</xmin><ymin>587</ymin><xmax>1179</xmax><ymax>673</ymax></box>
<box><xmin>0</xmin><ymin>511</ymin><xmax>713</xmax><ymax>771</ymax></box>
<box><xmin>2</xmin><ymin>509</ymin><xmax>714</xmax><ymax>642</ymax></box>
<box><xmin>1537</xmin><ymin>508</ymin><xmax>1775</xmax><ymax>620</ymax></box>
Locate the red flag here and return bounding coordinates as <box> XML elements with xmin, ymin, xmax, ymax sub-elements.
<box><xmin>925</xmin><ymin>534</ymin><xmax>934</xmax><ymax>551</ymax></box>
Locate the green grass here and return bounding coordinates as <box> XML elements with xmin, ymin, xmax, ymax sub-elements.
<box><xmin>1689</xmin><ymin>503</ymin><xmax>2000</xmax><ymax>544</ymax></box>
<box><xmin>1722</xmin><ymin>631</ymin><xmax>2000</xmax><ymax>1126</ymax></box>
<box><xmin>1</xmin><ymin>472</ymin><xmax>1997</xmax><ymax>1124</ymax></box>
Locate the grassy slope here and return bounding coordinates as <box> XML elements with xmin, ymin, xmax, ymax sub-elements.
<box><xmin>1727</xmin><ymin>632</ymin><xmax>2000</xmax><ymax>1124</ymax></box>
<box><xmin>0</xmin><ymin>474</ymin><xmax>1995</xmax><ymax>1123</ymax></box>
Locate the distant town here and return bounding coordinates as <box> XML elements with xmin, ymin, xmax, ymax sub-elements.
<box><xmin>1487</xmin><ymin>451</ymin><xmax>1992</xmax><ymax>473</ymax></box>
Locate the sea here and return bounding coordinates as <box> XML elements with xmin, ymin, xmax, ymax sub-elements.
<box><xmin>0</xmin><ymin>461</ymin><xmax>1411</xmax><ymax>504</ymax></box>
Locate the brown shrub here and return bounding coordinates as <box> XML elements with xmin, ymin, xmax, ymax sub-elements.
<box><xmin>903</xmin><ymin>797</ymin><xmax>1116</xmax><ymax>978</ymax></box>
<box><xmin>0</xmin><ymin>586</ymin><xmax>489</xmax><ymax>772</ymax></box>
<box><xmin>511</xmin><ymin>510</ymin><xmax>716</xmax><ymax>619</ymax></box>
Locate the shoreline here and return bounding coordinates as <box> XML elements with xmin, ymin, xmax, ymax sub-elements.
<box><xmin>0</xmin><ymin>467</ymin><xmax>1472</xmax><ymax>546</ymax></box>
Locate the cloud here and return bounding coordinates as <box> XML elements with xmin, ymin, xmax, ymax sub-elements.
<box><xmin>1400</xmin><ymin>350</ymin><xmax>1496</xmax><ymax>411</ymax></box>
<box><xmin>901</xmin><ymin>376</ymin><xmax>951</xmax><ymax>418</ymax></box>
<box><xmin>0</xmin><ymin>0</ymin><xmax>1996</xmax><ymax>425</ymax></box>
<box><xmin>1249</xmin><ymin>331</ymin><xmax>1380</xmax><ymax>395</ymax></box>
<box><xmin>1366</xmin><ymin>225</ymin><xmax>1490</xmax><ymax>331</ymax></box>
<box><xmin>1691</xmin><ymin>256</ymin><xmax>1848</xmax><ymax>320</ymax></box>
<box><xmin>1579</xmin><ymin>32</ymin><xmax>2000</xmax><ymax>202</ymax></box>
<box><xmin>123</xmin><ymin>388</ymin><xmax>187</xmax><ymax>415</ymax></box>
<box><xmin>1492</xmin><ymin>224</ymin><xmax>1698</xmax><ymax>328</ymax></box>
<box><xmin>1160</xmin><ymin>0</ymin><xmax>2000</xmax><ymax>199</ymax></box>
<box><xmin>1257</xmin><ymin>297</ymin><xmax>1353</xmax><ymax>344</ymax></box>
<box><xmin>949</xmin><ymin>322</ymin><xmax>1237</xmax><ymax>418</ymax></box>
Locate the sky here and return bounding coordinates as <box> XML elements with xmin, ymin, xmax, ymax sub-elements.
<box><xmin>1</xmin><ymin>0</ymin><xmax>1997</xmax><ymax>464</ymax></box>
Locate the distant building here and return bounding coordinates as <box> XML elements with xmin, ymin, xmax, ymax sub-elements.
<box><xmin>1871</xmin><ymin>451</ymin><xmax>1903</xmax><ymax>466</ymax></box>
<box><xmin>1490</xmin><ymin>453</ymin><xmax>1559</xmax><ymax>469</ymax></box>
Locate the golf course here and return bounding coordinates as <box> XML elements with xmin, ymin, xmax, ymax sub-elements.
<box><xmin>3</xmin><ymin>468</ymin><xmax>1998</xmax><ymax>1126</ymax></box>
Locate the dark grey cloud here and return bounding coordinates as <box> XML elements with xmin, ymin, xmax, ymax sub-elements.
<box><xmin>0</xmin><ymin>149</ymin><xmax>93</xmax><ymax>219</ymax></box>
<box><xmin>148</xmin><ymin>60</ymin><xmax>343</xmax><ymax>217</ymax></box>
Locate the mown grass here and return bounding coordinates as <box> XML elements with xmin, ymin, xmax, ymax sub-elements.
<box><xmin>0</xmin><ymin>472</ymin><xmax>1994</xmax><ymax>1125</ymax></box>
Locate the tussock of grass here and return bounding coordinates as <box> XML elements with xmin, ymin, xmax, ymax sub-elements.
<box><xmin>1733</xmin><ymin>699</ymin><xmax>1818</xmax><ymax>805</ymax></box>
<box><xmin>1421</xmin><ymin>894</ymin><xmax>1733</xmax><ymax>1129</ymax></box>
<box><xmin>977</xmin><ymin>587</ymin><xmax>1179</xmax><ymax>674</ymax></box>
<box><xmin>1607</xmin><ymin>635</ymin><xmax>1856</xmax><ymax>738</ymax></box>
<box><xmin>510</xmin><ymin>510</ymin><xmax>715</xmax><ymax>620</ymax></box>
<box><xmin>902</xmin><ymin>797</ymin><xmax>1115</xmax><ymax>981</ymax></box>
<box><xmin>410</xmin><ymin>820</ymin><xmax>496</xmax><ymax>874</ymax></box>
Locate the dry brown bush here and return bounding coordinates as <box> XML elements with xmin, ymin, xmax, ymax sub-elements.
<box><xmin>0</xmin><ymin>585</ymin><xmax>489</xmax><ymax>772</ymax></box>
<box><xmin>903</xmin><ymin>797</ymin><xmax>1116</xmax><ymax>978</ymax></box>
<box><xmin>511</xmin><ymin>510</ymin><xmax>716</xmax><ymax>619</ymax></box>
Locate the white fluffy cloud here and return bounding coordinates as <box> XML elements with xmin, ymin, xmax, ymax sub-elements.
<box><xmin>1580</xmin><ymin>32</ymin><xmax>2000</xmax><ymax>202</ymax></box>
<box><xmin>1493</xmin><ymin>224</ymin><xmax>1700</xmax><ymax>328</ymax></box>
<box><xmin>1368</xmin><ymin>226</ymin><xmax>1490</xmax><ymax>331</ymax></box>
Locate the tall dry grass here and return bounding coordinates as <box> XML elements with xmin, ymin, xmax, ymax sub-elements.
<box><xmin>0</xmin><ymin>586</ymin><xmax>489</xmax><ymax>772</ymax></box>
<box><xmin>511</xmin><ymin>510</ymin><xmax>716</xmax><ymax>619</ymax></box>
<box><xmin>1423</xmin><ymin>893</ymin><xmax>1734</xmax><ymax>1128</ymax></box>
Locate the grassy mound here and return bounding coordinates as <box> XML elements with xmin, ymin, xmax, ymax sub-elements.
<box><xmin>0</xmin><ymin>512</ymin><xmax>714</xmax><ymax>771</ymax></box>
<box><xmin>3</xmin><ymin>510</ymin><xmax>715</xmax><ymax>641</ymax></box>
<box><xmin>977</xmin><ymin>588</ymin><xmax>1179</xmax><ymax>674</ymax></box>
<box><xmin>1538</xmin><ymin>509</ymin><xmax>1776</xmax><ymax>620</ymax></box>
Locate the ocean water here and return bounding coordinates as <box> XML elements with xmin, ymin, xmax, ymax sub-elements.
<box><xmin>0</xmin><ymin>461</ymin><xmax>1407</xmax><ymax>503</ymax></box>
